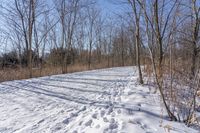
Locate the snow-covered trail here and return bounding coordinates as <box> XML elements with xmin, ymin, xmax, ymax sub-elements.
<box><xmin>0</xmin><ymin>67</ymin><xmax>198</xmax><ymax>133</ymax></box>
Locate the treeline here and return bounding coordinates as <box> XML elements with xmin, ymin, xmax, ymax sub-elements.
<box><xmin>0</xmin><ymin>0</ymin><xmax>139</xmax><ymax>76</ymax></box>
<box><xmin>0</xmin><ymin>42</ymin><xmax>135</xmax><ymax>69</ymax></box>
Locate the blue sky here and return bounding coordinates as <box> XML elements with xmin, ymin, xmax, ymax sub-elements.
<box><xmin>98</xmin><ymin>0</ymin><xmax>125</xmax><ymax>17</ymax></box>
<box><xmin>0</xmin><ymin>0</ymin><xmax>126</xmax><ymax>54</ymax></box>
<box><xmin>98</xmin><ymin>0</ymin><xmax>115</xmax><ymax>15</ymax></box>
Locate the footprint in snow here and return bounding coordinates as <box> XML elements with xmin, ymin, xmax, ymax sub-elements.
<box><xmin>117</xmin><ymin>109</ymin><xmax>121</xmax><ymax>114</ymax></box>
<box><xmin>85</xmin><ymin>119</ymin><xmax>93</xmax><ymax>127</ymax></box>
<box><xmin>63</xmin><ymin>118</ymin><xmax>69</xmax><ymax>124</ymax></box>
<box><xmin>135</xmin><ymin>120</ymin><xmax>155</xmax><ymax>133</ymax></box>
<box><xmin>103</xmin><ymin>117</ymin><xmax>109</xmax><ymax>122</ymax></box>
<box><xmin>107</xmin><ymin>107</ymin><xmax>113</xmax><ymax>115</ymax></box>
<box><xmin>103</xmin><ymin>118</ymin><xmax>119</xmax><ymax>133</ymax></box>
<box><xmin>111</xmin><ymin>111</ymin><xmax>116</xmax><ymax>117</ymax></box>
<box><xmin>95</xmin><ymin>124</ymin><xmax>100</xmax><ymax>129</ymax></box>
<box><xmin>92</xmin><ymin>113</ymin><xmax>98</xmax><ymax>119</ymax></box>
<box><xmin>51</xmin><ymin>123</ymin><xmax>62</xmax><ymax>132</ymax></box>
<box><xmin>110</xmin><ymin>118</ymin><xmax>115</xmax><ymax>123</ymax></box>
<box><xmin>100</xmin><ymin>110</ymin><xmax>105</xmax><ymax>117</ymax></box>
<box><xmin>70</xmin><ymin>112</ymin><xmax>78</xmax><ymax>117</ymax></box>
<box><xmin>109</xmin><ymin>123</ymin><xmax>118</xmax><ymax>130</ymax></box>
<box><xmin>79</xmin><ymin>121</ymin><xmax>83</xmax><ymax>126</ymax></box>
<box><xmin>72</xmin><ymin>130</ymin><xmax>78</xmax><ymax>133</ymax></box>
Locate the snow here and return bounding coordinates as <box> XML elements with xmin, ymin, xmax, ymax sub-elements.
<box><xmin>0</xmin><ymin>67</ymin><xmax>199</xmax><ymax>133</ymax></box>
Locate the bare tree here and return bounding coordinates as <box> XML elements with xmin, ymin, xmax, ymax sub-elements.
<box><xmin>136</xmin><ymin>0</ymin><xmax>179</xmax><ymax>121</ymax></box>
<box><xmin>10</xmin><ymin>0</ymin><xmax>37</xmax><ymax>78</ymax></box>
<box><xmin>86</xmin><ymin>6</ymin><xmax>99</xmax><ymax>69</ymax></box>
<box><xmin>128</xmin><ymin>0</ymin><xmax>143</xmax><ymax>84</ymax></box>
<box><xmin>190</xmin><ymin>0</ymin><xmax>200</xmax><ymax>77</ymax></box>
<box><xmin>55</xmin><ymin>0</ymin><xmax>81</xmax><ymax>73</ymax></box>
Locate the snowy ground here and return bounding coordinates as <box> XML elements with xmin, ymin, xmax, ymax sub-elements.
<box><xmin>0</xmin><ymin>67</ymin><xmax>199</xmax><ymax>133</ymax></box>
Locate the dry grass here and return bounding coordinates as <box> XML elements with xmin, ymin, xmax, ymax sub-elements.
<box><xmin>0</xmin><ymin>62</ymin><xmax>118</xmax><ymax>82</ymax></box>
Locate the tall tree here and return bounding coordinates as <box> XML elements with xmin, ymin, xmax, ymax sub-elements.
<box><xmin>12</xmin><ymin>0</ymin><xmax>36</xmax><ymax>78</ymax></box>
<box><xmin>86</xmin><ymin>6</ymin><xmax>99</xmax><ymax>69</ymax></box>
<box><xmin>136</xmin><ymin>0</ymin><xmax>179</xmax><ymax>120</ymax></box>
<box><xmin>190</xmin><ymin>0</ymin><xmax>200</xmax><ymax>77</ymax></box>
<box><xmin>128</xmin><ymin>0</ymin><xmax>143</xmax><ymax>84</ymax></box>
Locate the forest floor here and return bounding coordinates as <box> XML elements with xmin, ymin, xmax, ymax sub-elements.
<box><xmin>0</xmin><ymin>67</ymin><xmax>199</xmax><ymax>133</ymax></box>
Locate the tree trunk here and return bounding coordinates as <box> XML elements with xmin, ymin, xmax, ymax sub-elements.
<box><xmin>191</xmin><ymin>46</ymin><xmax>197</xmax><ymax>77</ymax></box>
<box><xmin>28</xmin><ymin>0</ymin><xmax>35</xmax><ymax>78</ymax></box>
<box><xmin>136</xmin><ymin>26</ymin><xmax>143</xmax><ymax>84</ymax></box>
<box><xmin>88</xmin><ymin>41</ymin><xmax>92</xmax><ymax>69</ymax></box>
<box><xmin>129</xmin><ymin>0</ymin><xmax>143</xmax><ymax>84</ymax></box>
